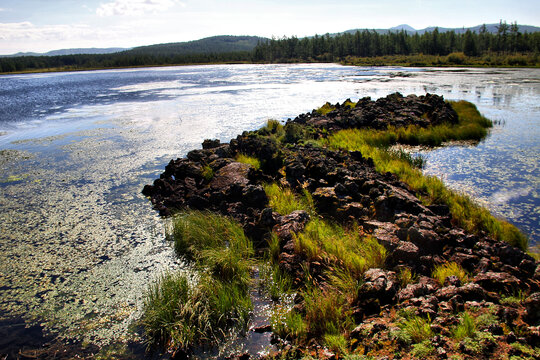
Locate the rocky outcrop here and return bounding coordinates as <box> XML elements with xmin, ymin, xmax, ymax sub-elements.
<box><xmin>291</xmin><ymin>92</ymin><xmax>458</xmax><ymax>131</ymax></box>
<box><xmin>143</xmin><ymin>93</ymin><xmax>538</xmax><ymax>359</ymax></box>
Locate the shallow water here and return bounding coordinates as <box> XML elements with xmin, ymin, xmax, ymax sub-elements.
<box><xmin>0</xmin><ymin>64</ymin><xmax>538</xmax><ymax>352</ymax></box>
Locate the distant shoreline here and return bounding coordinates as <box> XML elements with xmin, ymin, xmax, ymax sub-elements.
<box><xmin>2</xmin><ymin>59</ymin><xmax>539</xmax><ymax>76</ymax></box>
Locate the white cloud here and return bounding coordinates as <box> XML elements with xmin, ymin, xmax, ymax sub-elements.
<box><xmin>0</xmin><ymin>21</ymin><xmax>138</xmax><ymax>53</ymax></box>
<box><xmin>0</xmin><ymin>22</ymin><xmax>95</xmax><ymax>41</ymax></box>
<box><xmin>96</xmin><ymin>0</ymin><xmax>183</xmax><ymax>17</ymax></box>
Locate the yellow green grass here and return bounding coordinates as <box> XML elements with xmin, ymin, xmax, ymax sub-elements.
<box><xmin>325</xmin><ymin>101</ymin><xmax>528</xmax><ymax>250</ymax></box>
<box><xmin>142</xmin><ymin>211</ymin><xmax>253</xmax><ymax>352</ymax></box>
<box><xmin>432</xmin><ymin>262</ymin><xmax>470</xmax><ymax>286</ymax></box>
<box><xmin>294</xmin><ymin>218</ymin><xmax>386</xmax><ymax>276</ymax></box>
<box><xmin>235</xmin><ymin>153</ymin><xmax>261</xmax><ymax>170</ymax></box>
<box><xmin>263</xmin><ymin>183</ymin><xmax>315</xmax><ymax>215</ymax></box>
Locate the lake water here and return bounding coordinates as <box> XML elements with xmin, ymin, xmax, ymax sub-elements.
<box><xmin>0</xmin><ymin>64</ymin><xmax>538</xmax><ymax>352</ymax></box>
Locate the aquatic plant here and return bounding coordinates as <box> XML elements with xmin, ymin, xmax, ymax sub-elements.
<box><xmin>271</xmin><ymin>307</ymin><xmax>307</xmax><ymax>340</ymax></box>
<box><xmin>143</xmin><ymin>211</ymin><xmax>253</xmax><ymax>353</ymax></box>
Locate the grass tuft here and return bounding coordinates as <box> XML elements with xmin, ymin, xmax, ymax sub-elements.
<box><xmin>432</xmin><ymin>262</ymin><xmax>469</xmax><ymax>286</ymax></box>
<box><xmin>294</xmin><ymin>219</ymin><xmax>386</xmax><ymax>276</ymax></box>
<box><xmin>264</xmin><ymin>183</ymin><xmax>315</xmax><ymax>215</ymax></box>
<box><xmin>316</xmin><ymin>102</ymin><xmax>336</xmax><ymax>115</ymax></box>
<box><xmin>235</xmin><ymin>153</ymin><xmax>261</xmax><ymax>170</ymax></box>
<box><xmin>143</xmin><ymin>211</ymin><xmax>254</xmax><ymax>353</ymax></box>
<box><xmin>452</xmin><ymin>312</ymin><xmax>477</xmax><ymax>340</ymax></box>
<box><xmin>397</xmin><ymin>315</ymin><xmax>433</xmax><ymax>344</ymax></box>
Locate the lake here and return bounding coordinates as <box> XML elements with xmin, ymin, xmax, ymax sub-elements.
<box><xmin>0</xmin><ymin>64</ymin><xmax>538</xmax><ymax>351</ymax></box>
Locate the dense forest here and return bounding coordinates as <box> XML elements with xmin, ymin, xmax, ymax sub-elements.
<box><xmin>253</xmin><ymin>22</ymin><xmax>540</xmax><ymax>63</ymax></box>
<box><xmin>1</xmin><ymin>22</ymin><xmax>539</xmax><ymax>73</ymax></box>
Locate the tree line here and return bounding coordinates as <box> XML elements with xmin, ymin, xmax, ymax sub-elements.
<box><xmin>1</xmin><ymin>21</ymin><xmax>539</xmax><ymax>73</ymax></box>
<box><xmin>253</xmin><ymin>22</ymin><xmax>540</xmax><ymax>62</ymax></box>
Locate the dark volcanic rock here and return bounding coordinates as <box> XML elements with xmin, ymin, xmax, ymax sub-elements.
<box><xmin>474</xmin><ymin>271</ymin><xmax>524</xmax><ymax>295</ymax></box>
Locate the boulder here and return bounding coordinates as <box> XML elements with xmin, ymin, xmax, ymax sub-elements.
<box><xmin>209</xmin><ymin>162</ymin><xmax>251</xmax><ymax>190</ymax></box>
<box><xmin>473</xmin><ymin>271</ymin><xmax>523</xmax><ymax>295</ymax></box>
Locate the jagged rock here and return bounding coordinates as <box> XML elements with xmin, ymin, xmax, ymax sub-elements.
<box><xmin>241</xmin><ymin>185</ymin><xmax>268</xmax><ymax>208</ymax></box>
<box><xmin>407</xmin><ymin>225</ymin><xmax>443</xmax><ymax>253</ymax></box>
<box><xmin>273</xmin><ymin>210</ymin><xmax>310</xmax><ymax>243</ymax></box>
<box><xmin>435</xmin><ymin>283</ymin><xmax>498</xmax><ymax>303</ymax></box>
<box><xmin>387</xmin><ymin>241</ymin><xmax>420</xmax><ymax>266</ymax></box>
<box><xmin>209</xmin><ymin>162</ymin><xmax>251</xmax><ymax>190</ymax></box>
<box><xmin>202</xmin><ymin>138</ymin><xmax>221</xmax><ymax>149</ymax></box>
<box><xmin>357</xmin><ymin>268</ymin><xmax>399</xmax><ymax>307</ymax></box>
<box><xmin>312</xmin><ymin>187</ymin><xmax>339</xmax><ymax>214</ymax></box>
<box><xmin>474</xmin><ymin>271</ymin><xmax>523</xmax><ymax>295</ymax></box>
<box><xmin>524</xmin><ymin>292</ymin><xmax>540</xmax><ymax>324</ymax></box>
<box><xmin>444</xmin><ymin>275</ymin><xmax>461</xmax><ymax>287</ymax></box>
<box><xmin>397</xmin><ymin>276</ymin><xmax>439</xmax><ymax>302</ymax></box>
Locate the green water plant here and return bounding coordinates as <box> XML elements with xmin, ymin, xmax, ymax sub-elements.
<box><xmin>143</xmin><ymin>211</ymin><xmax>254</xmax><ymax>352</ymax></box>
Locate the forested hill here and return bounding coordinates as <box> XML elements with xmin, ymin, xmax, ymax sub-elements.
<box><xmin>125</xmin><ymin>35</ymin><xmax>266</xmax><ymax>56</ymax></box>
<box><xmin>1</xmin><ymin>22</ymin><xmax>539</xmax><ymax>73</ymax></box>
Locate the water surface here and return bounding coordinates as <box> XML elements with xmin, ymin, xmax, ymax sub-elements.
<box><xmin>0</xmin><ymin>64</ymin><xmax>538</xmax><ymax>351</ymax></box>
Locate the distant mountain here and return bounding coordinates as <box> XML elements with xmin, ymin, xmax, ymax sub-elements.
<box><xmin>342</xmin><ymin>23</ymin><xmax>540</xmax><ymax>35</ymax></box>
<box><xmin>125</xmin><ymin>35</ymin><xmax>267</xmax><ymax>56</ymax></box>
<box><xmin>390</xmin><ymin>24</ymin><xmax>416</xmax><ymax>32</ymax></box>
<box><xmin>2</xmin><ymin>47</ymin><xmax>127</xmax><ymax>57</ymax></box>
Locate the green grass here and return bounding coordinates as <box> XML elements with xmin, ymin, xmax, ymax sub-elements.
<box><xmin>169</xmin><ymin>210</ymin><xmax>253</xmax><ymax>261</ymax></box>
<box><xmin>235</xmin><ymin>153</ymin><xmax>261</xmax><ymax>170</ymax></box>
<box><xmin>294</xmin><ymin>219</ymin><xmax>386</xmax><ymax>276</ymax></box>
<box><xmin>452</xmin><ymin>312</ymin><xmax>477</xmax><ymax>340</ymax></box>
<box><xmin>316</xmin><ymin>102</ymin><xmax>336</xmax><ymax>115</ymax></box>
<box><xmin>303</xmin><ymin>286</ymin><xmax>354</xmax><ymax>337</ymax></box>
<box><xmin>325</xmin><ymin>101</ymin><xmax>528</xmax><ymax>250</ymax></box>
<box><xmin>258</xmin><ymin>119</ymin><xmax>285</xmax><ymax>138</ymax></box>
<box><xmin>142</xmin><ymin>271</ymin><xmax>252</xmax><ymax>351</ymax></box>
<box><xmin>397</xmin><ymin>315</ymin><xmax>434</xmax><ymax>344</ymax></box>
<box><xmin>263</xmin><ymin>183</ymin><xmax>315</xmax><ymax>215</ymax></box>
<box><xmin>201</xmin><ymin>165</ymin><xmax>214</xmax><ymax>181</ymax></box>
<box><xmin>271</xmin><ymin>307</ymin><xmax>308</xmax><ymax>340</ymax></box>
<box><xmin>260</xmin><ymin>262</ymin><xmax>293</xmax><ymax>301</ymax></box>
<box><xmin>324</xmin><ymin>333</ymin><xmax>348</xmax><ymax>355</ymax></box>
<box><xmin>143</xmin><ymin>211</ymin><xmax>254</xmax><ymax>352</ymax></box>
<box><xmin>432</xmin><ymin>262</ymin><xmax>469</xmax><ymax>286</ymax></box>
<box><xmin>397</xmin><ymin>267</ymin><xmax>417</xmax><ymax>287</ymax></box>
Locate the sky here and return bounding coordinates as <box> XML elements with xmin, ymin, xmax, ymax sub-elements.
<box><xmin>1</xmin><ymin>0</ymin><xmax>539</xmax><ymax>55</ymax></box>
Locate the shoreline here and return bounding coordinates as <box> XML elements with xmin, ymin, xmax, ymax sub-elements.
<box><xmin>141</xmin><ymin>93</ymin><xmax>538</xmax><ymax>358</ymax></box>
<box><xmin>2</xmin><ymin>59</ymin><xmax>539</xmax><ymax>76</ymax></box>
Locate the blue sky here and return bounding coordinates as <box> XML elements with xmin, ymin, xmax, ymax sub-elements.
<box><xmin>1</xmin><ymin>0</ymin><xmax>538</xmax><ymax>54</ymax></box>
